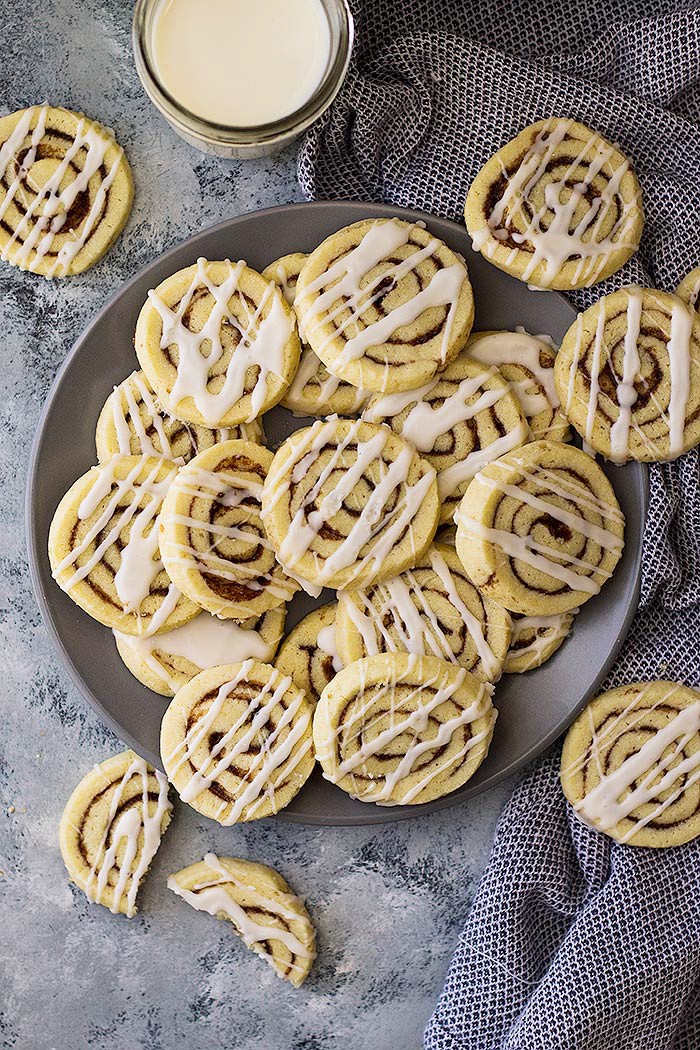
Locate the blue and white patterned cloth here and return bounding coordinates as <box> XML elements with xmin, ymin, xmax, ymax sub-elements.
<box><xmin>299</xmin><ymin>3</ymin><xmax>700</xmax><ymax>1046</ymax></box>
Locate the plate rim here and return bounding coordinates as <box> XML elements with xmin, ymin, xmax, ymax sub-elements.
<box><xmin>25</xmin><ymin>199</ymin><xmax>648</xmax><ymax>826</ymax></box>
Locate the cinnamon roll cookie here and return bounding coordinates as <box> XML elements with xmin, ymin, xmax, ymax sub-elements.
<box><xmin>676</xmin><ymin>267</ymin><xmax>700</xmax><ymax>312</ymax></box>
<box><xmin>114</xmin><ymin>607</ymin><xmax>286</xmax><ymax>697</ymax></box>
<box><xmin>59</xmin><ymin>750</ymin><xmax>172</xmax><ymax>916</ymax></box>
<box><xmin>465</xmin><ymin>118</ymin><xmax>643</xmax><ymax>290</ymax></box>
<box><xmin>0</xmin><ymin>104</ymin><xmax>133</xmax><ymax>276</ymax></box>
<box><xmin>161</xmin><ymin>660</ymin><xmax>315</xmax><ymax>824</ymax></box>
<box><xmin>264</xmin><ymin>252</ymin><xmax>369</xmax><ymax>417</ymax></box>
<box><xmin>362</xmin><ymin>351</ymin><xmax>529</xmax><ymax>523</ymax></box>
<box><xmin>96</xmin><ymin>370</ymin><xmax>263</xmax><ymax>463</ymax></box>
<box><xmin>160</xmin><ymin>439</ymin><xmax>297</xmax><ymax>619</ymax></box>
<box><xmin>295</xmin><ymin>218</ymin><xmax>475</xmax><ymax>394</ymax></box>
<box><xmin>504</xmin><ymin>610</ymin><xmax>576</xmax><ymax>674</ymax></box>
<box><xmin>337</xmin><ymin>544</ymin><xmax>511</xmax><ymax>682</ymax></box>
<box><xmin>168</xmin><ymin>854</ymin><xmax>316</xmax><ymax>987</ymax></box>
<box><xmin>554</xmin><ymin>287</ymin><xmax>700</xmax><ymax>462</ymax></box>
<box><xmin>275</xmin><ymin>603</ymin><xmax>342</xmax><ymax>707</ymax></box>
<box><xmin>135</xmin><ymin>259</ymin><xmax>301</xmax><ymax>427</ymax></box>
<box><xmin>261</xmin><ymin>417</ymin><xmax>440</xmax><ymax>592</ymax></box>
<box><xmin>455</xmin><ymin>440</ymin><xmax>625</xmax><ymax>615</ymax></box>
<box><xmin>466</xmin><ymin>330</ymin><xmax>570</xmax><ymax>441</ymax></box>
<box><xmin>314</xmin><ymin>653</ymin><xmax>496</xmax><ymax>806</ymax></box>
<box><xmin>561</xmin><ymin>681</ymin><xmax>700</xmax><ymax>847</ymax></box>
<box><xmin>49</xmin><ymin>455</ymin><xmax>198</xmax><ymax>635</ymax></box>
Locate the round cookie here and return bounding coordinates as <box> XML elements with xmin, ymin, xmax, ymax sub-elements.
<box><xmin>465</xmin><ymin>118</ymin><xmax>643</xmax><ymax>290</ymax></box>
<box><xmin>554</xmin><ymin>287</ymin><xmax>700</xmax><ymax>462</ymax></box>
<box><xmin>676</xmin><ymin>266</ymin><xmax>700</xmax><ymax>312</ymax></box>
<box><xmin>275</xmin><ymin>603</ymin><xmax>341</xmax><ymax>707</ymax></box>
<box><xmin>504</xmin><ymin>610</ymin><xmax>576</xmax><ymax>674</ymax></box>
<box><xmin>561</xmin><ymin>681</ymin><xmax>700</xmax><ymax>847</ymax></box>
<box><xmin>168</xmin><ymin>853</ymin><xmax>316</xmax><ymax>987</ymax></box>
<box><xmin>466</xmin><ymin>330</ymin><xmax>570</xmax><ymax>441</ymax></box>
<box><xmin>313</xmin><ymin>653</ymin><xmax>496</xmax><ymax>806</ymax></box>
<box><xmin>0</xmin><ymin>104</ymin><xmax>133</xmax><ymax>276</ymax></box>
<box><xmin>59</xmin><ymin>750</ymin><xmax>172</xmax><ymax>916</ymax></box>
<box><xmin>455</xmin><ymin>440</ymin><xmax>625</xmax><ymax>616</ymax></box>
<box><xmin>363</xmin><ymin>350</ymin><xmax>529</xmax><ymax>523</ymax></box>
<box><xmin>295</xmin><ymin>218</ymin><xmax>475</xmax><ymax>394</ymax></box>
<box><xmin>135</xmin><ymin>258</ymin><xmax>301</xmax><ymax>427</ymax></box>
<box><xmin>161</xmin><ymin>661</ymin><xmax>315</xmax><ymax>824</ymax></box>
<box><xmin>261</xmin><ymin>417</ymin><xmax>440</xmax><ymax>591</ymax></box>
<box><xmin>160</xmin><ymin>439</ymin><xmax>297</xmax><ymax>619</ymax></box>
<box><xmin>337</xmin><ymin>544</ymin><xmax>511</xmax><ymax>682</ymax></box>
<box><xmin>114</xmin><ymin>606</ymin><xmax>286</xmax><ymax>697</ymax></box>
<box><xmin>48</xmin><ymin>454</ymin><xmax>199</xmax><ymax>636</ymax></box>
<box><xmin>96</xmin><ymin>370</ymin><xmax>264</xmax><ymax>463</ymax></box>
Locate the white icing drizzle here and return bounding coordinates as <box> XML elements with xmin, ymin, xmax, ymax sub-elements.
<box><xmin>608</xmin><ymin>289</ymin><xmax>642</xmax><ymax>460</ymax></box>
<box><xmin>508</xmin><ymin>610</ymin><xmax>576</xmax><ymax>669</ymax></box>
<box><xmin>114</xmin><ymin>613</ymin><xmax>274</xmax><ymax>691</ymax></box>
<box><xmin>166</xmin><ymin>660</ymin><xmax>312</xmax><ymax>824</ymax></box>
<box><xmin>667</xmin><ymin>300</ymin><xmax>692</xmax><ymax>457</ymax></box>
<box><xmin>467</xmin><ymin>330</ymin><xmax>560</xmax><ymax>416</ymax></box>
<box><xmin>148</xmin><ymin>258</ymin><xmax>293</xmax><ymax>426</ymax></box>
<box><xmin>84</xmin><ymin>755</ymin><xmax>171</xmax><ymax>917</ymax></box>
<box><xmin>316</xmin><ymin>624</ymin><xmax>342</xmax><ymax>672</ymax></box>
<box><xmin>0</xmin><ymin>105</ymin><xmax>123</xmax><ymax>276</ymax></box>
<box><xmin>472</xmin><ymin>119</ymin><xmax>641</xmax><ymax>287</ymax></box>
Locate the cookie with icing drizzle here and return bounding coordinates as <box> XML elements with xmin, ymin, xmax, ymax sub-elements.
<box><xmin>96</xmin><ymin>370</ymin><xmax>264</xmax><ymax>463</ymax></box>
<box><xmin>465</xmin><ymin>118</ymin><xmax>643</xmax><ymax>290</ymax></box>
<box><xmin>160</xmin><ymin>439</ymin><xmax>297</xmax><ymax>619</ymax></box>
<box><xmin>135</xmin><ymin>258</ymin><xmax>301</xmax><ymax>428</ymax></box>
<box><xmin>561</xmin><ymin>681</ymin><xmax>700</xmax><ymax>847</ymax></box>
<box><xmin>275</xmin><ymin>603</ymin><xmax>341</xmax><ymax>707</ymax></box>
<box><xmin>0</xmin><ymin>105</ymin><xmax>133</xmax><ymax>276</ymax></box>
<box><xmin>114</xmin><ymin>606</ymin><xmax>286</xmax><ymax>697</ymax></box>
<box><xmin>337</xmin><ymin>544</ymin><xmax>511</xmax><ymax>682</ymax></box>
<box><xmin>49</xmin><ymin>454</ymin><xmax>199</xmax><ymax>636</ymax></box>
<box><xmin>59</xmin><ymin>750</ymin><xmax>172</xmax><ymax>916</ymax></box>
<box><xmin>455</xmin><ymin>440</ymin><xmax>625</xmax><ymax>615</ymax></box>
<box><xmin>504</xmin><ymin>610</ymin><xmax>576</xmax><ymax>674</ymax></box>
<box><xmin>554</xmin><ymin>287</ymin><xmax>700</xmax><ymax>462</ymax></box>
<box><xmin>363</xmin><ymin>350</ymin><xmax>529</xmax><ymax>523</ymax></box>
<box><xmin>161</xmin><ymin>660</ymin><xmax>315</xmax><ymax>824</ymax></box>
<box><xmin>314</xmin><ymin>652</ymin><xmax>496</xmax><ymax>806</ymax></box>
<box><xmin>295</xmin><ymin>218</ymin><xmax>475</xmax><ymax>394</ymax></box>
<box><xmin>466</xmin><ymin>330</ymin><xmax>570</xmax><ymax>442</ymax></box>
<box><xmin>168</xmin><ymin>853</ymin><xmax>316</xmax><ymax>987</ymax></box>
<box><xmin>261</xmin><ymin>416</ymin><xmax>440</xmax><ymax>592</ymax></box>
<box><xmin>675</xmin><ymin>266</ymin><xmax>700</xmax><ymax>313</ymax></box>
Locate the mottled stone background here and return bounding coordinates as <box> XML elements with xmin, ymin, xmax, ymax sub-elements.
<box><xmin>0</xmin><ymin>3</ymin><xmax>512</xmax><ymax>1047</ymax></box>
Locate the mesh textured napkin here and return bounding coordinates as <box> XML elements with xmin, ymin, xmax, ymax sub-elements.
<box><xmin>298</xmin><ymin>2</ymin><xmax>700</xmax><ymax>1047</ymax></box>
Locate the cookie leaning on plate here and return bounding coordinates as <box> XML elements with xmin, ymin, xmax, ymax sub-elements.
<box><xmin>504</xmin><ymin>610</ymin><xmax>577</xmax><ymax>674</ymax></box>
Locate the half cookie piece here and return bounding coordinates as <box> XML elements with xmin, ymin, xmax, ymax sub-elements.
<box><xmin>168</xmin><ymin>853</ymin><xmax>316</xmax><ymax>987</ymax></box>
<box><xmin>465</xmin><ymin>118</ymin><xmax>643</xmax><ymax>289</ymax></box>
<box><xmin>275</xmin><ymin>603</ymin><xmax>342</xmax><ymax>707</ymax></box>
<box><xmin>561</xmin><ymin>681</ymin><xmax>700</xmax><ymax>847</ymax></box>
<box><xmin>504</xmin><ymin>611</ymin><xmax>577</xmax><ymax>674</ymax></box>
<box><xmin>314</xmin><ymin>652</ymin><xmax>496</xmax><ymax>806</ymax></box>
<box><xmin>59</xmin><ymin>750</ymin><xmax>172</xmax><ymax>916</ymax></box>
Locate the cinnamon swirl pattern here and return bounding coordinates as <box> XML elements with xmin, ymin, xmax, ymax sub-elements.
<box><xmin>275</xmin><ymin>603</ymin><xmax>342</xmax><ymax>707</ymax></box>
<box><xmin>161</xmin><ymin>660</ymin><xmax>315</xmax><ymax>824</ymax></box>
<box><xmin>561</xmin><ymin>682</ymin><xmax>700</xmax><ymax>847</ymax></box>
<box><xmin>96</xmin><ymin>370</ymin><xmax>263</xmax><ymax>463</ymax></box>
<box><xmin>168</xmin><ymin>854</ymin><xmax>316</xmax><ymax>987</ymax></box>
<box><xmin>455</xmin><ymin>440</ymin><xmax>625</xmax><ymax>615</ymax></box>
<box><xmin>59</xmin><ymin>750</ymin><xmax>172</xmax><ymax>916</ymax></box>
<box><xmin>363</xmin><ymin>351</ymin><xmax>529</xmax><ymax>523</ymax></box>
<box><xmin>337</xmin><ymin>544</ymin><xmax>511</xmax><ymax>682</ymax></box>
<box><xmin>135</xmin><ymin>259</ymin><xmax>300</xmax><ymax>428</ymax></box>
<box><xmin>676</xmin><ymin>267</ymin><xmax>700</xmax><ymax>312</ymax></box>
<box><xmin>466</xmin><ymin>330</ymin><xmax>570</xmax><ymax>441</ymax></box>
<box><xmin>314</xmin><ymin>653</ymin><xmax>496</xmax><ymax>806</ymax></box>
<box><xmin>114</xmin><ymin>606</ymin><xmax>286</xmax><ymax>697</ymax></box>
<box><xmin>554</xmin><ymin>287</ymin><xmax>700</xmax><ymax>462</ymax></box>
<box><xmin>295</xmin><ymin>218</ymin><xmax>475</xmax><ymax>394</ymax></box>
<box><xmin>160</xmin><ymin>439</ymin><xmax>297</xmax><ymax>619</ymax></box>
<box><xmin>504</xmin><ymin>610</ymin><xmax>576</xmax><ymax>674</ymax></box>
<box><xmin>0</xmin><ymin>105</ymin><xmax>133</xmax><ymax>276</ymax></box>
<box><xmin>465</xmin><ymin>118</ymin><xmax>643</xmax><ymax>290</ymax></box>
<box><xmin>261</xmin><ymin>417</ymin><xmax>440</xmax><ymax>591</ymax></box>
<box><xmin>48</xmin><ymin>455</ymin><xmax>199</xmax><ymax>635</ymax></box>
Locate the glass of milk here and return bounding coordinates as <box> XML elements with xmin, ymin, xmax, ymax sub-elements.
<box><xmin>133</xmin><ymin>0</ymin><xmax>353</xmax><ymax>158</ymax></box>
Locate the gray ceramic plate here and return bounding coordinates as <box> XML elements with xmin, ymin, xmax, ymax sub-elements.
<box><xmin>26</xmin><ymin>201</ymin><xmax>647</xmax><ymax>826</ymax></box>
